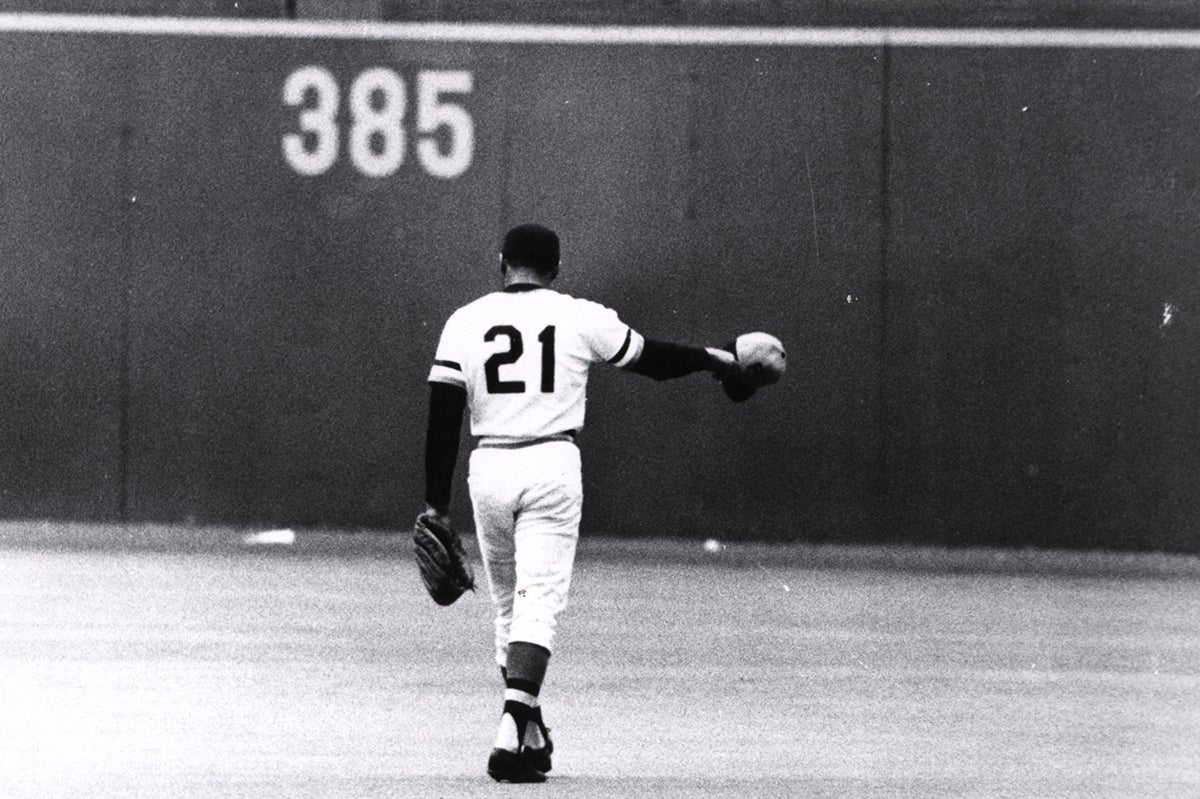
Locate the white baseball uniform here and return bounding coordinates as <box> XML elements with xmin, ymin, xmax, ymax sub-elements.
<box><xmin>427</xmin><ymin>285</ymin><xmax>644</xmax><ymax>664</ymax></box>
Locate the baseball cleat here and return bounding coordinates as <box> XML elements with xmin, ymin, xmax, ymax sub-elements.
<box><xmin>487</xmin><ymin>747</ymin><xmax>547</xmax><ymax>783</ymax></box>
<box><xmin>521</xmin><ymin>706</ymin><xmax>553</xmax><ymax>773</ymax></box>
<box><xmin>521</xmin><ymin>744</ymin><xmax>552</xmax><ymax>773</ymax></box>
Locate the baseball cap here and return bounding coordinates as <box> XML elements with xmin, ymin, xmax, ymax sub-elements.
<box><xmin>501</xmin><ymin>224</ymin><xmax>560</xmax><ymax>274</ymax></box>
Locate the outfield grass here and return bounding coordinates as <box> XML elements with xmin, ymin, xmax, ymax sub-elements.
<box><xmin>2</xmin><ymin>522</ymin><xmax>1198</xmax><ymax>798</ymax></box>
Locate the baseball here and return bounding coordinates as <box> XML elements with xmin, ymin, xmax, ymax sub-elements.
<box><xmin>703</xmin><ymin>538</ymin><xmax>723</xmax><ymax>553</ymax></box>
<box><xmin>736</xmin><ymin>332</ymin><xmax>786</xmax><ymax>387</ymax></box>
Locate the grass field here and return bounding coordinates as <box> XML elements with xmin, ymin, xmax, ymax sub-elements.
<box><xmin>2</xmin><ymin>522</ymin><xmax>1198</xmax><ymax>798</ymax></box>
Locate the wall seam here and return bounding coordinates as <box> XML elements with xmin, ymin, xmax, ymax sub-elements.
<box><xmin>875</xmin><ymin>42</ymin><xmax>893</xmax><ymax>538</ymax></box>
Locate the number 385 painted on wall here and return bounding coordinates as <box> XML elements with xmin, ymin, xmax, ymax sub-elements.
<box><xmin>282</xmin><ymin>66</ymin><xmax>474</xmax><ymax>179</ymax></box>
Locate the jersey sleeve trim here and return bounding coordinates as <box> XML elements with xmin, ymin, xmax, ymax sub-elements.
<box><xmin>428</xmin><ymin>360</ymin><xmax>466</xmax><ymax>387</ymax></box>
<box><xmin>607</xmin><ymin>328</ymin><xmax>644</xmax><ymax>368</ymax></box>
<box><xmin>606</xmin><ymin>330</ymin><xmax>632</xmax><ymax>364</ymax></box>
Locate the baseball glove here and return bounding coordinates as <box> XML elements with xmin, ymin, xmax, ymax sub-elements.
<box><xmin>413</xmin><ymin>511</ymin><xmax>476</xmax><ymax>606</ymax></box>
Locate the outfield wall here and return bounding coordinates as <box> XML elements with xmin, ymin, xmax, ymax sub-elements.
<box><xmin>0</xmin><ymin>18</ymin><xmax>1196</xmax><ymax>551</ymax></box>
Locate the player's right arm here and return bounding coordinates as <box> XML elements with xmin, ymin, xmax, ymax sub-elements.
<box><xmin>626</xmin><ymin>339</ymin><xmax>739</xmax><ymax>381</ymax></box>
<box><xmin>577</xmin><ymin>298</ymin><xmax>739</xmax><ymax>381</ymax></box>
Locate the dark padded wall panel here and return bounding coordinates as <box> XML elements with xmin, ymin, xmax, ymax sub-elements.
<box><xmin>886</xmin><ymin>47</ymin><xmax>1200</xmax><ymax>549</ymax></box>
<box><xmin>0</xmin><ymin>35</ymin><xmax>126</xmax><ymax>519</ymax></box>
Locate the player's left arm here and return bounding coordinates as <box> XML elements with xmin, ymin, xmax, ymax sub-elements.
<box><xmin>424</xmin><ymin>314</ymin><xmax>469</xmax><ymax>517</ymax></box>
<box><xmin>416</xmin><ymin>364</ymin><xmax>474</xmax><ymax>606</ymax></box>
<box><xmin>424</xmin><ymin>381</ymin><xmax>466</xmax><ymax>517</ymax></box>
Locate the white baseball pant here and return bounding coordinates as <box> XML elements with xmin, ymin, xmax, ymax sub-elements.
<box><xmin>468</xmin><ymin>440</ymin><xmax>582</xmax><ymax>668</ymax></box>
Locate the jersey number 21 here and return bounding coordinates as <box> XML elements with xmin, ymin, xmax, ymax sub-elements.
<box><xmin>484</xmin><ymin>325</ymin><xmax>556</xmax><ymax>394</ymax></box>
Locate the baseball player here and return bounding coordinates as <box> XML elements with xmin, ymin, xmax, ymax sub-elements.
<box><xmin>422</xmin><ymin>224</ymin><xmax>744</xmax><ymax>783</ymax></box>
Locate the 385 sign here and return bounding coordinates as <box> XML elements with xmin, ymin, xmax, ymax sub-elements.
<box><xmin>282</xmin><ymin>66</ymin><xmax>475</xmax><ymax>179</ymax></box>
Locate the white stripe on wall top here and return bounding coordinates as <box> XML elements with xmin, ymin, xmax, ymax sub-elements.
<box><xmin>0</xmin><ymin>13</ymin><xmax>1199</xmax><ymax>49</ymax></box>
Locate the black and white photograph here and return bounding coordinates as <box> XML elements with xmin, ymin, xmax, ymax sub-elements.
<box><xmin>1</xmin><ymin>1</ymin><xmax>1198</xmax><ymax>796</ymax></box>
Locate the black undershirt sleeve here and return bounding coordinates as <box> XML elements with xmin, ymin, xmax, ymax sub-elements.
<box><xmin>626</xmin><ymin>338</ymin><xmax>717</xmax><ymax>381</ymax></box>
<box><xmin>424</xmin><ymin>382</ymin><xmax>467</xmax><ymax>514</ymax></box>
